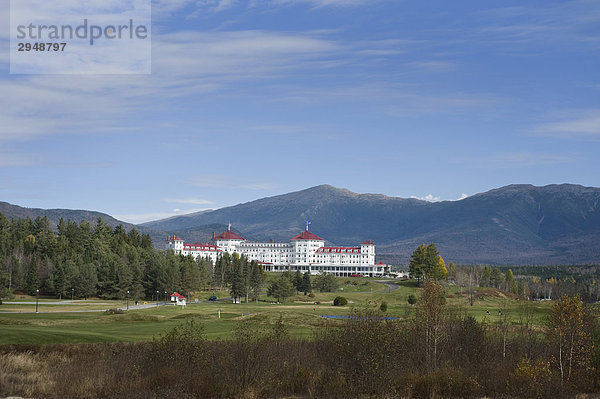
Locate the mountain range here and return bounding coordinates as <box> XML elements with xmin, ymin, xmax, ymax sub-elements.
<box><xmin>2</xmin><ymin>184</ymin><xmax>600</xmax><ymax>265</ymax></box>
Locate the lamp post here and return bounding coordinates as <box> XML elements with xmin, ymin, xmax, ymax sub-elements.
<box><xmin>164</xmin><ymin>291</ymin><xmax>167</xmax><ymax>303</ymax></box>
<box><xmin>156</xmin><ymin>290</ymin><xmax>159</xmax><ymax>307</ymax></box>
<box><xmin>71</xmin><ymin>288</ymin><xmax>74</xmax><ymax>301</ymax></box>
<box><xmin>35</xmin><ymin>289</ymin><xmax>39</xmax><ymax>313</ymax></box>
<box><xmin>127</xmin><ymin>290</ymin><xmax>130</xmax><ymax>310</ymax></box>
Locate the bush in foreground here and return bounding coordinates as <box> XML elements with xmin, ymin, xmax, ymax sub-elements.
<box><xmin>333</xmin><ymin>296</ymin><xmax>347</xmax><ymax>306</ymax></box>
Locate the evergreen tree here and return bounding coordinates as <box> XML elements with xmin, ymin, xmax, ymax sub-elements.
<box><xmin>490</xmin><ymin>267</ymin><xmax>504</xmax><ymax>288</ymax></box>
<box><xmin>25</xmin><ymin>255</ymin><xmax>40</xmax><ymax>295</ymax></box>
<box><xmin>409</xmin><ymin>243</ymin><xmax>441</xmax><ymax>282</ymax></box>
<box><xmin>448</xmin><ymin>261</ymin><xmax>456</xmax><ymax>282</ymax></box>
<box><xmin>267</xmin><ymin>274</ymin><xmax>295</xmax><ymax>302</ymax></box>
<box><xmin>315</xmin><ymin>271</ymin><xmax>338</xmax><ymax>292</ymax></box>
<box><xmin>52</xmin><ymin>259</ymin><xmax>76</xmax><ymax>299</ymax></box>
<box><xmin>293</xmin><ymin>270</ymin><xmax>303</xmax><ymax>293</ymax></box>
<box><xmin>10</xmin><ymin>255</ymin><xmax>25</xmax><ymax>292</ymax></box>
<box><xmin>0</xmin><ymin>270</ymin><xmax>11</xmax><ymax>304</ymax></box>
<box><xmin>480</xmin><ymin>266</ymin><xmax>492</xmax><ymax>287</ymax></box>
<box><xmin>249</xmin><ymin>261</ymin><xmax>265</xmax><ymax>302</ymax></box>
<box><xmin>301</xmin><ymin>271</ymin><xmax>312</xmax><ymax>295</ymax></box>
<box><xmin>229</xmin><ymin>258</ymin><xmax>246</xmax><ymax>302</ymax></box>
<box><xmin>197</xmin><ymin>257</ymin><xmax>212</xmax><ymax>290</ymax></box>
<box><xmin>74</xmin><ymin>263</ymin><xmax>98</xmax><ymax>299</ymax></box>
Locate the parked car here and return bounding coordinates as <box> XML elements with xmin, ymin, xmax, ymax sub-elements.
<box><xmin>208</xmin><ymin>295</ymin><xmax>217</xmax><ymax>301</ymax></box>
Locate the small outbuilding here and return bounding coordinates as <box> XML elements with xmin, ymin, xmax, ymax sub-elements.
<box><xmin>170</xmin><ymin>292</ymin><xmax>186</xmax><ymax>307</ymax></box>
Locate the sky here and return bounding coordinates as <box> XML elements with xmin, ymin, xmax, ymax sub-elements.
<box><xmin>0</xmin><ymin>0</ymin><xmax>599</xmax><ymax>224</ymax></box>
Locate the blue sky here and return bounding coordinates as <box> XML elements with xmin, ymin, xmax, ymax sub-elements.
<box><xmin>0</xmin><ymin>0</ymin><xmax>599</xmax><ymax>223</ymax></box>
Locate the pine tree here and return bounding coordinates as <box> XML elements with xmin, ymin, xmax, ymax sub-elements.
<box><xmin>268</xmin><ymin>274</ymin><xmax>295</xmax><ymax>302</ymax></box>
<box><xmin>301</xmin><ymin>271</ymin><xmax>312</xmax><ymax>295</ymax></box>
<box><xmin>10</xmin><ymin>255</ymin><xmax>25</xmax><ymax>292</ymax></box>
<box><xmin>74</xmin><ymin>263</ymin><xmax>98</xmax><ymax>299</ymax></box>
<box><xmin>409</xmin><ymin>243</ymin><xmax>441</xmax><ymax>282</ymax></box>
<box><xmin>293</xmin><ymin>270</ymin><xmax>303</xmax><ymax>293</ymax></box>
<box><xmin>249</xmin><ymin>261</ymin><xmax>265</xmax><ymax>302</ymax></box>
<box><xmin>25</xmin><ymin>255</ymin><xmax>40</xmax><ymax>295</ymax></box>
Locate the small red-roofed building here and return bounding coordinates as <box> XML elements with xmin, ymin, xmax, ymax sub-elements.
<box><xmin>170</xmin><ymin>292</ymin><xmax>186</xmax><ymax>307</ymax></box>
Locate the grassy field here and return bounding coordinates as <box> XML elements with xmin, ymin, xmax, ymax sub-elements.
<box><xmin>0</xmin><ymin>278</ymin><xmax>555</xmax><ymax>345</ymax></box>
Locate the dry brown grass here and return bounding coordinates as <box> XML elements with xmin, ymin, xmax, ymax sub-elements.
<box><xmin>0</xmin><ymin>351</ymin><xmax>67</xmax><ymax>397</ymax></box>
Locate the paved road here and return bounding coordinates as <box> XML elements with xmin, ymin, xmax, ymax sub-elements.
<box><xmin>375</xmin><ymin>280</ymin><xmax>400</xmax><ymax>292</ymax></box>
<box><xmin>0</xmin><ymin>301</ymin><xmax>175</xmax><ymax>314</ymax></box>
<box><xmin>351</xmin><ymin>279</ymin><xmax>399</xmax><ymax>294</ymax></box>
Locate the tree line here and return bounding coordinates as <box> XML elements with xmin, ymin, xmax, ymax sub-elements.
<box><xmin>408</xmin><ymin>242</ymin><xmax>600</xmax><ymax>303</ymax></box>
<box><xmin>0</xmin><ymin>213</ymin><xmax>268</xmax><ymax>302</ymax></box>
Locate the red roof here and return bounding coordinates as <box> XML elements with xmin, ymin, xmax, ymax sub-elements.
<box><xmin>290</xmin><ymin>231</ymin><xmax>324</xmax><ymax>241</ymax></box>
<box><xmin>214</xmin><ymin>230</ymin><xmax>245</xmax><ymax>241</ymax></box>
<box><xmin>167</xmin><ymin>235</ymin><xmax>184</xmax><ymax>242</ymax></box>
<box><xmin>376</xmin><ymin>262</ymin><xmax>386</xmax><ymax>265</ymax></box>
<box><xmin>362</xmin><ymin>240</ymin><xmax>375</xmax><ymax>245</ymax></box>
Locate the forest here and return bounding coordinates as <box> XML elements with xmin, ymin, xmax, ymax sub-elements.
<box><xmin>0</xmin><ymin>213</ymin><xmax>269</xmax><ymax>302</ymax></box>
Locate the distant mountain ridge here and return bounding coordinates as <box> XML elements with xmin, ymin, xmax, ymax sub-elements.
<box><xmin>2</xmin><ymin>183</ymin><xmax>599</xmax><ymax>265</ymax></box>
<box><xmin>142</xmin><ymin>184</ymin><xmax>600</xmax><ymax>265</ymax></box>
<box><xmin>0</xmin><ymin>201</ymin><xmax>166</xmax><ymax>245</ymax></box>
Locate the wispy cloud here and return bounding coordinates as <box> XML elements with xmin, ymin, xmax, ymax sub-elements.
<box><xmin>114</xmin><ymin>208</ymin><xmax>211</xmax><ymax>224</ymax></box>
<box><xmin>531</xmin><ymin>110</ymin><xmax>600</xmax><ymax>139</ymax></box>
<box><xmin>0</xmin><ymin>30</ymin><xmax>340</xmax><ymax>142</ymax></box>
<box><xmin>471</xmin><ymin>1</ymin><xmax>600</xmax><ymax>50</ymax></box>
<box><xmin>454</xmin><ymin>152</ymin><xmax>576</xmax><ymax>168</ymax></box>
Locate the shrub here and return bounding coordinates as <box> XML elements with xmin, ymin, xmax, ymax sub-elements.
<box><xmin>407</xmin><ymin>294</ymin><xmax>417</xmax><ymax>306</ymax></box>
<box><xmin>333</xmin><ymin>296</ymin><xmax>348</xmax><ymax>306</ymax></box>
<box><xmin>380</xmin><ymin>301</ymin><xmax>388</xmax><ymax>313</ymax></box>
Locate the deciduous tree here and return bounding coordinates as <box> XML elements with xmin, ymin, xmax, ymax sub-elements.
<box><xmin>547</xmin><ymin>294</ymin><xmax>590</xmax><ymax>384</ymax></box>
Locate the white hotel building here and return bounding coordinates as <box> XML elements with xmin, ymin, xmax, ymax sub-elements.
<box><xmin>166</xmin><ymin>225</ymin><xmax>386</xmax><ymax>277</ymax></box>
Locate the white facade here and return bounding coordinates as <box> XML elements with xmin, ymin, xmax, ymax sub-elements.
<box><xmin>166</xmin><ymin>226</ymin><xmax>385</xmax><ymax>277</ymax></box>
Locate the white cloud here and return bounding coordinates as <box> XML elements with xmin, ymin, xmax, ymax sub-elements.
<box><xmin>0</xmin><ymin>29</ymin><xmax>341</xmax><ymax>142</ymax></box>
<box><xmin>410</xmin><ymin>193</ymin><xmax>469</xmax><ymax>202</ymax></box>
<box><xmin>268</xmin><ymin>0</ymin><xmax>380</xmax><ymax>8</ymax></box>
<box><xmin>114</xmin><ymin>207</ymin><xmax>210</xmax><ymax>224</ymax></box>
<box><xmin>410</xmin><ymin>194</ymin><xmax>442</xmax><ymax>202</ymax></box>
<box><xmin>152</xmin><ymin>30</ymin><xmax>338</xmax><ymax>78</ymax></box>
<box><xmin>532</xmin><ymin>110</ymin><xmax>600</xmax><ymax>139</ymax></box>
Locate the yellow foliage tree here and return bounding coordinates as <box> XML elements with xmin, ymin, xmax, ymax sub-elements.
<box><xmin>547</xmin><ymin>294</ymin><xmax>590</xmax><ymax>384</ymax></box>
<box><xmin>435</xmin><ymin>255</ymin><xmax>447</xmax><ymax>280</ymax></box>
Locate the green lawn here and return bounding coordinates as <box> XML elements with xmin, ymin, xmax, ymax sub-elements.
<box><xmin>0</xmin><ymin>279</ymin><xmax>556</xmax><ymax>345</ymax></box>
